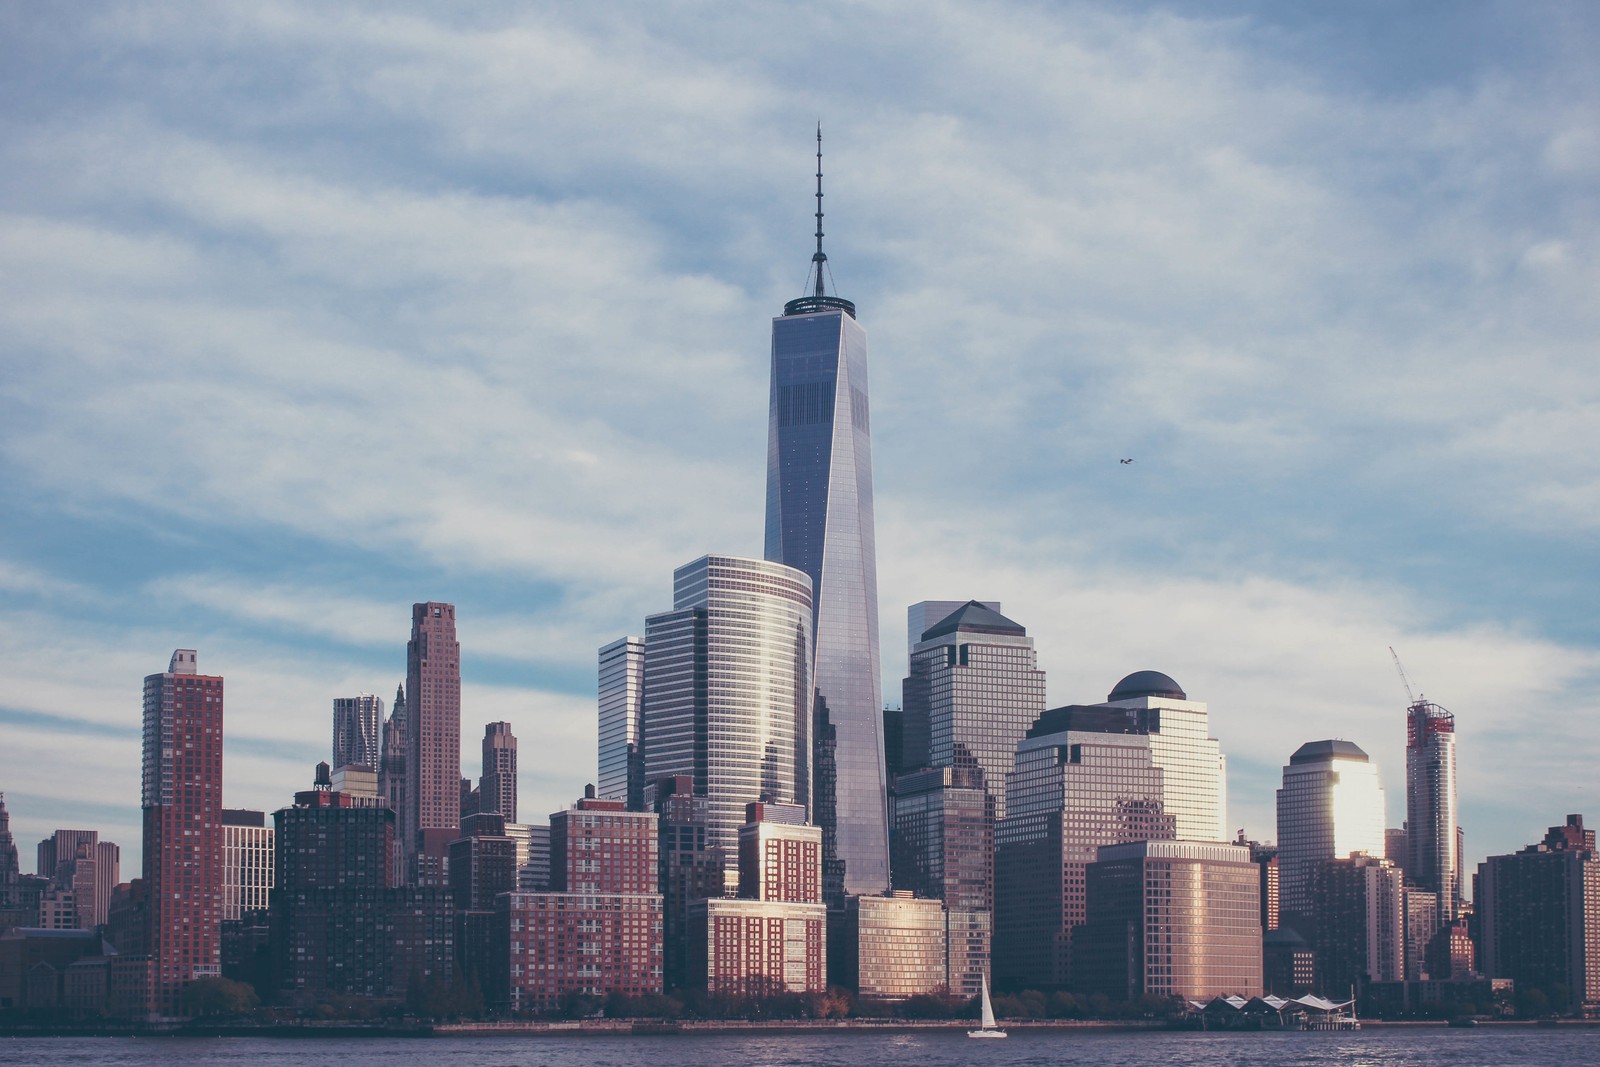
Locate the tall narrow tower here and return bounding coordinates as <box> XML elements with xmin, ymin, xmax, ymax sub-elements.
<box><xmin>405</xmin><ymin>603</ymin><xmax>461</xmax><ymax>882</ymax></box>
<box><xmin>480</xmin><ymin>721</ymin><xmax>518</xmax><ymax>823</ymax></box>
<box><xmin>763</xmin><ymin>128</ymin><xmax>887</xmax><ymax>895</ymax></box>
<box><xmin>332</xmin><ymin>693</ymin><xmax>384</xmax><ymax>770</ymax></box>
<box><xmin>1405</xmin><ymin>698</ymin><xmax>1460</xmax><ymax>922</ymax></box>
<box><xmin>141</xmin><ymin>648</ymin><xmax>225</xmax><ymax>1014</ymax></box>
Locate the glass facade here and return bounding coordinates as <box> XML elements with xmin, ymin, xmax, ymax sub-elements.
<box><xmin>765</xmin><ymin>307</ymin><xmax>887</xmax><ymax>895</ymax></box>
<box><xmin>903</xmin><ymin>601</ymin><xmax>1045</xmax><ymax>821</ymax></box>
<box><xmin>1274</xmin><ymin>739</ymin><xmax>1387</xmax><ymax>928</ymax></box>
<box><xmin>1101</xmin><ymin>688</ymin><xmax>1226</xmax><ymax>843</ymax></box>
<box><xmin>331</xmin><ymin>693</ymin><xmax>383</xmax><ymax>772</ymax></box>
<box><xmin>995</xmin><ymin>719</ymin><xmax>1175</xmax><ymax>990</ymax></box>
<box><xmin>598</xmin><ymin>636</ymin><xmax>646</xmax><ymax>808</ymax></box>
<box><xmin>1405</xmin><ymin>700</ymin><xmax>1460</xmax><ymax>922</ymax></box>
<box><xmin>641</xmin><ymin>555</ymin><xmax>813</xmax><ymax>883</ymax></box>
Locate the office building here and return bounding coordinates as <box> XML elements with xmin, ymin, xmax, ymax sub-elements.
<box><xmin>1100</xmin><ymin>671</ymin><xmax>1226</xmax><ymax>842</ymax></box>
<box><xmin>763</xmin><ymin>133</ymin><xmax>887</xmax><ymax>895</ymax></box>
<box><xmin>479</xmin><ymin>721</ymin><xmax>518</xmax><ymax>822</ymax></box>
<box><xmin>1405</xmin><ymin>697</ymin><xmax>1462</xmax><ymax>923</ymax></box>
<box><xmin>994</xmin><ymin>705</ymin><xmax>1174</xmax><ymax>989</ymax></box>
<box><xmin>405</xmin><ymin>602</ymin><xmax>461</xmax><ymax>882</ymax></box>
<box><xmin>1477</xmin><ymin>815</ymin><xmax>1600</xmax><ymax>1016</ymax></box>
<box><xmin>1275</xmin><ymin>739</ymin><xmax>1386</xmax><ymax>932</ymax></box>
<box><xmin>641</xmin><ymin>555</ymin><xmax>813</xmax><ymax>885</ymax></box>
<box><xmin>832</xmin><ymin>892</ymin><xmax>947</xmax><ymax>1000</ymax></box>
<box><xmin>1074</xmin><ymin>839</ymin><xmax>1262</xmax><ymax>1001</ymax></box>
<box><xmin>893</xmin><ymin>764</ymin><xmax>994</xmax><ymax>998</ymax></box>
<box><xmin>598</xmin><ymin>636</ymin><xmax>646</xmax><ymax>809</ymax></box>
<box><xmin>653</xmin><ymin>776</ymin><xmax>724</xmax><ymax>991</ymax></box>
<box><xmin>901</xmin><ymin>601</ymin><xmax>1045</xmax><ymax>821</ymax></box>
<box><xmin>332</xmin><ymin>693</ymin><xmax>384</xmax><ymax>772</ymax></box>
<box><xmin>493</xmin><ymin>790</ymin><xmax>663</xmax><ymax>1014</ymax></box>
<box><xmin>1305</xmin><ymin>853</ymin><xmax>1405</xmax><ymax>994</ymax></box>
<box><xmin>141</xmin><ymin>648</ymin><xmax>225</xmax><ymax>1015</ymax></box>
<box><xmin>220</xmin><ymin>810</ymin><xmax>273</xmax><ymax>922</ymax></box>
<box><xmin>378</xmin><ymin>682</ymin><xmax>407</xmax><ymax>882</ymax></box>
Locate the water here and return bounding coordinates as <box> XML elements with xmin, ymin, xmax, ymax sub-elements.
<box><xmin>1</xmin><ymin>1029</ymin><xmax>1592</xmax><ymax>1067</ymax></box>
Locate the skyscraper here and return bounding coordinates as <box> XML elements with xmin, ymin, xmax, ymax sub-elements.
<box><xmin>1275</xmin><ymin>739</ymin><xmax>1387</xmax><ymax>932</ymax></box>
<box><xmin>480</xmin><ymin>721</ymin><xmax>518</xmax><ymax>822</ymax></box>
<box><xmin>141</xmin><ymin>648</ymin><xmax>225</xmax><ymax>1014</ymax></box>
<box><xmin>332</xmin><ymin>693</ymin><xmax>384</xmax><ymax>771</ymax></box>
<box><xmin>220</xmin><ymin>809</ymin><xmax>274</xmax><ymax>922</ymax></box>
<box><xmin>1405</xmin><ymin>696</ymin><xmax>1461</xmax><ymax>923</ymax></box>
<box><xmin>405</xmin><ymin>602</ymin><xmax>461</xmax><ymax>882</ymax></box>
<box><xmin>641</xmin><ymin>555</ymin><xmax>813</xmax><ymax>886</ymax></box>
<box><xmin>763</xmin><ymin>131</ymin><xmax>886</xmax><ymax>895</ymax></box>
<box><xmin>1099</xmin><ymin>671</ymin><xmax>1226</xmax><ymax>842</ymax></box>
<box><xmin>901</xmin><ymin>600</ymin><xmax>1045</xmax><ymax>821</ymax></box>
<box><xmin>598</xmin><ymin>636</ymin><xmax>645</xmax><ymax>809</ymax></box>
<box><xmin>994</xmin><ymin>705</ymin><xmax>1175</xmax><ymax>989</ymax></box>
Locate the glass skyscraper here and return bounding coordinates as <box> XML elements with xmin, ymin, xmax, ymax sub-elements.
<box><xmin>1274</xmin><ymin>738</ymin><xmax>1387</xmax><ymax>930</ymax></box>
<box><xmin>763</xmin><ymin>136</ymin><xmax>887</xmax><ymax>894</ymax></box>
<box><xmin>1405</xmin><ymin>697</ymin><xmax>1461</xmax><ymax>923</ymax></box>
<box><xmin>598</xmin><ymin>636</ymin><xmax>646</xmax><ymax>809</ymax></box>
<box><xmin>641</xmin><ymin>554</ymin><xmax>814</xmax><ymax>886</ymax></box>
<box><xmin>1099</xmin><ymin>671</ymin><xmax>1227</xmax><ymax>842</ymax></box>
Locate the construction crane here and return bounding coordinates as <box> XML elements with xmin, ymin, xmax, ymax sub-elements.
<box><xmin>1389</xmin><ymin>646</ymin><xmax>1421</xmax><ymax>706</ymax></box>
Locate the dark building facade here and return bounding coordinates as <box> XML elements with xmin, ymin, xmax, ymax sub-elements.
<box><xmin>1477</xmin><ymin>815</ymin><xmax>1600</xmax><ymax>1015</ymax></box>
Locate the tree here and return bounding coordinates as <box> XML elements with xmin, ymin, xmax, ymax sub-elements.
<box><xmin>182</xmin><ymin>976</ymin><xmax>260</xmax><ymax>1018</ymax></box>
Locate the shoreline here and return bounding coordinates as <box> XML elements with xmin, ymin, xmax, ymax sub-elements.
<box><xmin>3</xmin><ymin>1017</ymin><xmax>1598</xmax><ymax>1038</ymax></box>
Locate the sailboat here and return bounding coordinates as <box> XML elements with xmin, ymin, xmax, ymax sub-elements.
<box><xmin>967</xmin><ymin>973</ymin><xmax>1007</xmax><ymax>1038</ymax></box>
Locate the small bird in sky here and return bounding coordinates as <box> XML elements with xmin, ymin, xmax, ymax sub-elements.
<box><xmin>1119</xmin><ymin>458</ymin><xmax>1134</xmax><ymax>464</ymax></box>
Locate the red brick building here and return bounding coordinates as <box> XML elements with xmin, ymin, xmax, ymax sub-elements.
<box><xmin>492</xmin><ymin>790</ymin><xmax>663</xmax><ymax>1013</ymax></box>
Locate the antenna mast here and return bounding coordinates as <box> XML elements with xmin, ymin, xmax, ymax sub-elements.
<box><xmin>813</xmin><ymin>123</ymin><xmax>827</xmax><ymax>298</ymax></box>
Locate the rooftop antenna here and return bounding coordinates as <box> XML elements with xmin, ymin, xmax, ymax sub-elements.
<box><xmin>785</xmin><ymin>125</ymin><xmax>856</xmax><ymax>318</ymax></box>
<box><xmin>813</xmin><ymin>122</ymin><xmax>827</xmax><ymax>298</ymax></box>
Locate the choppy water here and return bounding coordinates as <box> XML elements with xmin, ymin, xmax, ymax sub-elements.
<box><xmin>2</xmin><ymin>1028</ymin><xmax>1594</xmax><ymax>1067</ymax></box>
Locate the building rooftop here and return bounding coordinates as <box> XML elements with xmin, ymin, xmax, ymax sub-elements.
<box><xmin>1107</xmin><ymin>670</ymin><xmax>1186</xmax><ymax>702</ymax></box>
<box><xmin>1288</xmin><ymin>739</ymin><xmax>1369</xmax><ymax>765</ymax></box>
<box><xmin>921</xmin><ymin>600</ymin><xmax>1027</xmax><ymax>641</ymax></box>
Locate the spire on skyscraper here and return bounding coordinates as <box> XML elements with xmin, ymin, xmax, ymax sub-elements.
<box><xmin>786</xmin><ymin>124</ymin><xmax>856</xmax><ymax>318</ymax></box>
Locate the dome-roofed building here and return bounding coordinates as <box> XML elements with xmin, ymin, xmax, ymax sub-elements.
<box><xmin>1107</xmin><ymin>670</ymin><xmax>1187</xmax><ymax>702</ymax></box>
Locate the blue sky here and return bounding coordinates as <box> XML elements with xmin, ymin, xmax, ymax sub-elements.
<box><xmin>2</xmin><ymin>1</ymin><xmax>1597</xmax><ymax>879</ymax></box>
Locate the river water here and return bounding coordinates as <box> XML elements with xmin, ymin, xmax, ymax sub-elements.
<box><xmin>2</xmin><ymin>1028</ymin><xmax>1592</xmax><ymax>1067</ymax></box>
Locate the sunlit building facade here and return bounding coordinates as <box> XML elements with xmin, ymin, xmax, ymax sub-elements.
<box><xmin>641</xmin><ymin>555</ymin><xmax>813</xmax><ymax>885</ymax></box>
<box><xmin>1405</xmin><ymin>699</ymin><xmax>1461</xmax><ymax>923</ymax></box>
<box><xmin>598</xmin><ymin>636</ymin><xmax>646</xmax><ymax>808</ymax></box>
<box><xmin>1100</xmin><ymin>671</ymin><xmax>1226</xmax><ymax>842</ymax></box>
<box><xmin>1275</xmin><ymin>739</ymin><xmax>1387</xmax><ymax>932</ymax></box>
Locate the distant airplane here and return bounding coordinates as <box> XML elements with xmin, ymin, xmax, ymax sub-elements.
<box><xmin>1119</xmin><ymin>458</ymin><xmax>1134</xmax><ymax>464</ymax></box>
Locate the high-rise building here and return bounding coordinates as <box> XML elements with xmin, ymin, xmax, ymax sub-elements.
<box><xmin>1099</xmin><ymin>671</ymin><xmax>1226</xmax><ymax>842</ymax></box>
<box><xmin>906</xmin><ymin>601</ymin><xmax>1001</xmax><ymax>660</ymax></box>
<box><xmin>832</xmin><ymin>892</ymin><xmax>948</xmax><ymax>1000</ymax></box>
<box><xmin>1305</xmin><ymin>853</ymin><xmax>1405</xmax><ymax>994</ymax></box>
<box><xmin>598</xmin><ymin>636</ymin><xmax>646</xmax><ymax>809</ymax></box>
<box><xmin>220</xmin><ymin>809</ymin><xmax>273</xmax><ymax>922</ymax></box>
<box><xmin>1405</xmin><ymin>697</ymin><xmax>1461</xmax><ymax>923</ymax></box>
<box><xmin>141</xmin><ymin>648</ymin><xmax>225</xmax><ymax>1014</ymax></box>
<box><xmin>271</xmin><ymin>774</ymin><xmax>453</xmax><ymax>1002</ymax></box>
<box><xmin>332</xmin><ymin>693</ymin><xmax>384</xmax><ymax>772</ymax></box>
<box><xmin>492</xmin><ymin>791</ymin><xmax>663</xmax><ymax>1013</ymax></box>
<box><xmin>653</xmin><ymin>775</ymin><xmax>724</xmax><ymax>991</ymax></box>
<box><xmin>378</xmin><ymin>682</ymin><xmax>407</xmax><ymax>882</ymax></box>
<box><xmin>35</xmin><ymin>831</ymin><xmax>118</xmax><ymax>929</ymax></box>
<box><xmin>763</xmin><ymin>132</ymin><xmax>887</xmax><ymax>895</ymax></box>
<box><xmin>1477</xmin><ymin>814</ymin><xmax>1600</xmax><ymax>1016</ymax></box>
<box><xmin>901</xmin><ymin>601</ymin><xmax>1045</xmax><ymax>822</ymax></box>
<box><xmin>641</xmin><ymin>555</ymin><xmax>813</xmax><ymax>885</ymax></box>
<box><xmin>994</xmin><ymin>705</ymin><xmax>1175</xmax><ymax>990</ymax></box>
<box><xmin>1275</xmin><ymin>739</ymin><xmax>1387</xmax><ymax>934</ymax></box>
<box><xmin>405</xmin><ymin>602</ymin><xmax>461</xmax><ymax>881</ymax></box>
<box><xmin>893</xmin><ymin>764</ymin><xmax>994</xmax><ymax>999</ymax></box>
<box><xmin>688</xmin><ymin>802</ymin><xmax>828</xmax><ymax>996</ymax></box>
<box><xmin>1075</xmin><ymin>839</ymin><xmax>1262</xmax><ymax>1001</ymax></box>
<box><xmin>479</xmin><ymin>721</ymin><xmax>518</xmax><ymax>822</ymax></box>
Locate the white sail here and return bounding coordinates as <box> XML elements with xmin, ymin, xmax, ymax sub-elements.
<box><xmin>980</xmin><ymin>974</ymin><xmax>997</xmax><ymax>1029</ymax></box>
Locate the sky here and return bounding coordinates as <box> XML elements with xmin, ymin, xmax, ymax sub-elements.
<box><xmin>2</xmin><ymin>1</ymin><xmax>1597</xmax><ymax>881</ymax></box>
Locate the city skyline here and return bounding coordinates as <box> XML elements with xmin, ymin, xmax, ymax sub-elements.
<box><xmin>3</xmin><ymin>3</ymin><xmax>1599</xmax><ymax>878</ymax></box>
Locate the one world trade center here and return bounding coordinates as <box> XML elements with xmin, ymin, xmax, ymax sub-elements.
<box><xmin>763</xmin><ymin>129</ymin><xmax>888</xmax><ymax>896</ymax></box>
